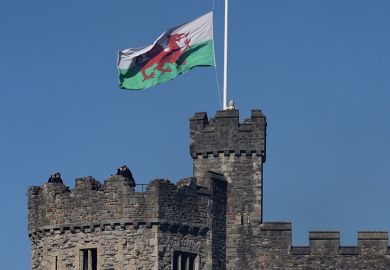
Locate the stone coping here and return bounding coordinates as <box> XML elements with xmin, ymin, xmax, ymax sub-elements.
<box><xmin>29</xmin><ymin>218</ymin><xmax>210</xmax><ymax>237</ymax></box>
<box><xmin>309</xmin><ymin>231</ymin><xmax>340</xmax><ymax>240</ymax></box>
<box><xmin>260</xmin><ymin>222</ymin><xmax>292</xmax><ymax>231</ymax></box>
<box><xmin>358</xmin><ymin>231</ymin><xmax>388</xmax><ymax>240</ymax></box>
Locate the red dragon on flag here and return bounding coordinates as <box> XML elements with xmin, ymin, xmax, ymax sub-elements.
<box><xmin>136</xmin><ymin>33</ymin><xmax>191</xmax><ymax>81</ymax></box>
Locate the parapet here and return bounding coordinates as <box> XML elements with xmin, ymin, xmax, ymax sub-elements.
<box><xmin>290</xmin><ymin>231</ymin><xmax>389</xmax><ymax>256</ymax></box>
<box><xmin>28</xmin><ymin>171</ymin><xmax>227</xmax><ymax>236</ymax></box>
<box><xmin>189</xmin><ymin>109</ymin><xmax>267</xmax><ymax>161</ymax></box>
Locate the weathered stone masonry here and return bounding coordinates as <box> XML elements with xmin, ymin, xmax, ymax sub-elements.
<box><xmin>29</xmin><ymin>172</ymin><xmax>227</xmax><ymax>270</ymax></box>
<box><xmin>28</xmin><ymin>109</ymin><xmax>390</xmax><ymax>269</ymax></box>
<box><xmin>190</xmin><ymin>110</ymin><xmax>266</xmax><ymax>270</ymax></box>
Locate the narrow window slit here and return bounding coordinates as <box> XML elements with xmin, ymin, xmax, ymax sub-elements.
<box><xmin>80</xmin><ymin>248</ymin><xmax>97</xmax><ymax>270</ymax></box>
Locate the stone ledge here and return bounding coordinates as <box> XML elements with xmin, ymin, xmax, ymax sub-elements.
<box><xmin>28</xmin><ymin>218</ymin><xmax>210</xmax><ymax>238</ymax></box>
<box><xmin>309</xmin><ymin>231</ymin><xmax>340</xmax><ymax>240</ymax></box>
<box><xmin>358</xmin><ymin>231</ymin><xmax>388</xmax><ymax>240</ymax></box>
<box><xmin>214</xmin><ymin>109</ymin><xmax>240</xmax><ymax>118</ymax></box>
<box><xmin>260</xmin><ymin>222</ymin><xmax>291</xmax><ymax>231</ymax></box>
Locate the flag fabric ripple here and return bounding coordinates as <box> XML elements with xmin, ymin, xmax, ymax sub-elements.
<box><xmin>117</xmin><ymin>12</ymin><xmax>215</xmax><ymax>90</ymax></box>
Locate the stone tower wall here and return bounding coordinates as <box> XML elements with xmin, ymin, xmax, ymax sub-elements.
<box><xmin>190</xmin><ymin>110</ymin><xmax>266</xmax><ymax>222</ymax></box>
<box><xmin>190</xmin><ymin>109</ymin><xmax>266</xmax><ymax>269</ymax></box>
<box><xmin>28</xmin><ymin>172</ymin><xmax>228</xmax><ymax>270</ymax></box>
<box><xmin>157</xmin><ymin>172</ymin><xmax>227</xmax><ymax>270</ymax></box>
<box><xmin>30</xmin><ymin>224</ymin><xmax>159</xmax><ymax>270</ymax></box>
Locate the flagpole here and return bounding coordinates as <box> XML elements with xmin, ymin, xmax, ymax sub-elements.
<box><xmin>223</xmin><ymin>0</ymin><xmax>229</xmax><ymax>110</ymax></box>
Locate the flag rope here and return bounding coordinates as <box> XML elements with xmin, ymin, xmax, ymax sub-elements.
<box><xmin>212</xmin><ymin>0</ymin><xmax>223</xmax><ymax>109</ymax></box>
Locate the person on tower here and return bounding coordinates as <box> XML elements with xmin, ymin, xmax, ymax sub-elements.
<box><xmin>48</xmin><ymin>172</ymin><xmax>63</xmax><ymax>183</ymax></box>
<box><xmin>116</xmin><ymin>165</ymin><xmax>136</xmax><ymax>186</ymax></box>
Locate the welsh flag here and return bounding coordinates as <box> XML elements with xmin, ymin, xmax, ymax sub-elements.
<box><xmin>117</xmin><ymin>12</ymin><xmax>215</xmax><ymax>90</ymax></box>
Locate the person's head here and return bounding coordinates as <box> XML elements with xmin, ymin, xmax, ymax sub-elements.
<box><xmin>122</xmin><ymin>165</ymin><xmax>128</xmax><ymax>170</ymax></box>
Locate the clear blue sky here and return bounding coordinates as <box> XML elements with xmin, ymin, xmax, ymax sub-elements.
<box><xmin>1</xmin><ymin>0</ymin><xmax>389</xmax><ymax>268</ymax></box>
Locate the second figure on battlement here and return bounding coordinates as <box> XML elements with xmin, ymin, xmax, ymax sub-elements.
<box><xmin>116</xmin><ymin>165</ymin><xmax>136</xmax><ymax>187</ymax></box>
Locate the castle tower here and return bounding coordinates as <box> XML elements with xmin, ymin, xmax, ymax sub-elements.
<box><xmin>28</xmin><ymin>173</ymin><xmax>227</xmax><ymax>270</ymax></box>
<box><xmin>190</xmin><ymin>109</ymin><xmax>267</xmax><ymax>268</ymax></box>
<box><xmin>28</xmin><ymin>109</ymin><xmax>390</xmax><ymax>270</ymax></box>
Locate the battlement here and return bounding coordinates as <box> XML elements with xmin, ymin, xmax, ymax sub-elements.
<box><xmin>245</xmin><ymin>223</ymin><xmax>390</xmax><ymax>259</ymax></box>
<box><xmin>287</xmin><ymin>231</ymin><xmax>390</xmax><ymax>256</ymax></box>
<box><xmin>190</xmin><ymin>109</ymin><xmax>266</xmax><ymax>160</ymax></box>
<box><xmin>28</xmin><ymin>172</ymin><xmax>226</xmax><ymax>235</ymax></box>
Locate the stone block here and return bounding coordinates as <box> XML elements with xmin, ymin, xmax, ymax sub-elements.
<box><xmin>309</xmin><ymin>231</ymin><xmax>340</xmax><ymax>256</ymax></box>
